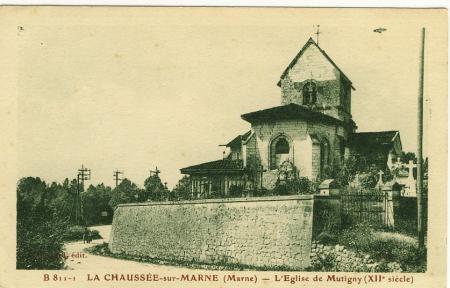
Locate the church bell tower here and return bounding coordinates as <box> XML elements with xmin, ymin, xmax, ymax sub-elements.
<box><xmin>277</xmin><ymin>38</ymin><xmax>355</xmax><ymax>124</ymax></box>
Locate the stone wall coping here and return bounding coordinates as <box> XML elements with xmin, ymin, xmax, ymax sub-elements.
<box><xmin>117</xmin><ymin>195</ymin><xmax>314</xmax><ymax>207</ymax></box>
<box><xmin>314</xmin><ymin>194</ymin><xmax>340</xmax><ymax>200</ymax></box>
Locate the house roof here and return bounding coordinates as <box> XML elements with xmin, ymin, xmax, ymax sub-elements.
<box><xmin>241</xmin><ymin>103</ymin><xmax>355</xmax><ymax>127</ymax></box>
<box><xmin>180</xmin><ymin>159</ymin><xmax>245</xmax><ymax>174</ymax></box>
<box><xmin>350</xmin><ymin>131</ymin><xmax>400</xmax><ymax>149</ymax></box>
<box><xmin>225</xmin><ymin>130</ymin><xmax>252</xmax><ymax>148</ymax></box>
<box><xmin>277</xmin><ymin>38</ymin><xmax>355</xmax><ymax>90</ymax></box>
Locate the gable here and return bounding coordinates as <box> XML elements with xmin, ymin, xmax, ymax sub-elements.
<box><xmin>225</xmin><ymin>130</ymin><xmax>252</xmax><ymax>148</ymax></box>
<box><xmin>288</xmin><ymin>43</ymin><xmax>338</xmax><ymax>83</ymax></box>
<box><xmin>392</xmin><ymin>133</ymin><xmax>403</xmax><ymax>155</ymax></box>
<box><xmin>277</xmin><ymin>38</ymin><xmax>354</xmax><ymax>89</ymax></box>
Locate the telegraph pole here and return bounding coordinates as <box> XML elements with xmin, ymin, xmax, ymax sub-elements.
<box><xmin>113</xmin><ymin>169</ymin><xmax>124</xmax><ymax>187</ymax></box>
<box><xmin>417</xmin><ymin>27</ymin><xmax>425</xmax><ymax>249</ymax></box>
<box><xmin>76</xmin><ymin>164</ymin><xmax>91</xmax><ymax>225</ymax></box>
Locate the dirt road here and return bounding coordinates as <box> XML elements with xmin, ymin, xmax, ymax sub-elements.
<box><xmin>64</xmin><ymin>225</ymin><xmax>197</xmax><ymax>272</ymax></box>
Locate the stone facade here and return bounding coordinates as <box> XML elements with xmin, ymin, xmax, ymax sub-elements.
<box><xmin>245</xmin><ymin>119</ymin><xmax>348</xmax><ymax>187</ymax></box>
<box><xmin>109</xmin><ymin>195</ymin><xmax>314</xmax><ymax>269</ymax></box>
<box><xmin>279</xmin><ymin>40</ymin><xmax>353</xmax><ymax>123</ymax></box>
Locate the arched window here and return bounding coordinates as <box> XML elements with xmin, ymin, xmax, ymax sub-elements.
<box><xmin>270</xmin><ymin>136</ymin><xmax>291</xmax><ymax>170</ymax></box>
<box><xmin>275</xmin><ymin>138</ymin><xmax>289</xmax><ymax>154</ymax></box>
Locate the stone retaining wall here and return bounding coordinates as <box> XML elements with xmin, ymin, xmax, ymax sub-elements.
<box><xmin>109</xmin><ymin>195</ymin><xmax>314</xmax><ymax>269</ymax></box>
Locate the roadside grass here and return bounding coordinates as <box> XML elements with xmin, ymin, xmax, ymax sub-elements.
<box><xmin>316</xmin><ymin>224</ymin><xmax>426</xmax><ymax>273</ymax></box>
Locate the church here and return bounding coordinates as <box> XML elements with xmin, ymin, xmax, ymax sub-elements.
<box><xmin>180</xmin><ymin>37</ymin><xmax>403</xmax><ymax>198</ymax></box>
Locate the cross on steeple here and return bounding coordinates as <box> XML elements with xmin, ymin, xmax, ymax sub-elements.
<box><xmin>150</xmin><ymin>166</ymin><xmax>161</xmax><ymax>177</ymax></box>
<box><xmin>314</xmin><ymin>25</ymin><xmax>321</xmax><ymax>45</ymax></box>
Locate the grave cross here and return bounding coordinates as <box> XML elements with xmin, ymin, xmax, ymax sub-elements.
<box><xmin>376</xmin><ymin>170</ymin><xmax>384</xmax><ymax>187</ymax></box>
<box><xmin>407</xmin><ymin>160</ymin><xmax>416</xmax><ymax>179</ymax></box>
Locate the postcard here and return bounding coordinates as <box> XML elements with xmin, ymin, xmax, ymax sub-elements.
<box><xmin>0</xmin><ymin>6</ymin><xmax>447</xmax><ymax>288</ymax></box>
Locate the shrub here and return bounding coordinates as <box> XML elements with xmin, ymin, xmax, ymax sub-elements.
<box><xmin>16</xmin><ymin>212</ymin><xmax>67</xmax><ymax>270</ymax></box>
<box><xmin>63</xmin><ymin>225</ymin><xmax>85</xmax><ymax>241</ymax></box>
<box><xmin>228</xmin><ymin>185</ymin><xmax>244</xmax><ymax>198</ymax></box>
<box><xmin>17</xmin><ymin>178</ymin><xmax>67</xmax><ymax>270</ymax></box>
<box><xmin>89</xmin><ymin>229</ymin><xmax>102</xmax><ymax>240</ymax></box>
<box><xmin>272</xmin><ymin>177</ymin><xmax>317</xmax><ymax>196</ymax></box>
<box><xmin>63</xmin><ymin>225</ymin><xmax>102</xmax><ymax>242</ymax></box>
<box><xmin>252</xmin><ymin>188</ymin><xmax>272</xmax><ymax>197</ymax></box>
<box><xmin>323</xmin><ymin>157</ymin><xmax>394</xmax><ymax>188</ymax></box>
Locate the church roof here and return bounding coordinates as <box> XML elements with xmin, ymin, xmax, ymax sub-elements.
<box><xmin>241</xmin><ymin>103</ymin><xmax>355</xmax><ymax>127</ymax></box>
<box><xmin>350</xmin><ymin>131</ymin><xmax>400</xmax><ymax>150</ymax></box>
<box><xmin>180</xmin><ymin>159</ymin><xmax>244</xmax><ymax>174</ymax></box>
<box><xmin>277</xmin><ymin>38</ymin><xmax>355</xmax><ymax>90</ymax></box>
<box><xmin>224</xmin><ymin>130</ymin><xmax>252</xmax><ymax>148</ymax></box>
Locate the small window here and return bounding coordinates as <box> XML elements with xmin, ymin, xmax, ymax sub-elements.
<box><xmin>303</xmin><ymin>81</ymin><xmax>317</xmax><ymax>105</ymax></box>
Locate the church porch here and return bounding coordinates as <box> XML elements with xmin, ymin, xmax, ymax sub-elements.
<box><xmin>180</xmin><ymin>159</ymin><xmax>247</xmax><ymax>198</ymax></box>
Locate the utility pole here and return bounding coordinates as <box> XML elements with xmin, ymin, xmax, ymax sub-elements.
<box><xmin>76</xmin><ymin>164</ymin><xmax>91</xmax><ymax>226</ymax></box>
<box><xmin>113</xmin><ymin>169</ymin><xmax>124</xmax><ymax>187</ymax></box>
<box><xmin>416</xmin><ymin>28</ymin><xmax>425</xmax><ymax>249</ymax></box>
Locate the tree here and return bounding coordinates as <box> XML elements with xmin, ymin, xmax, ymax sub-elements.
<box><xmin>143</xmin><ymin>174</ymin><xmax>167</xmax><ymax>201</ymax></box>
<box><xmin>324</xmin><ymin>156</ymin><xmax>393</xmax><ymax>189</ymax></box>
<box><xmin>82</xmin><ymin>184</ymin><xmax>113</xmax><ymax>225</ymax></box>
<box><xmin>171</xmin><ymin>175</ymin><xmax>191</xmax><ymax>200</ymax></box>
<box><xmin>17</xmin><ymin>177</ymin><xmax>67</xmax><ymax>269</ymax></box>
<box><xmin>17</xmin><ymin>177</ymin><xmax>47</xmax><ymax>208</ymax></box>
<box><xmin>49</xmin><ymin>179</ymin><xmax>77</xmax><ymax>223</ymax></box>
<box><xmin>109</xmin><ymin>178</ymin><xmax>142</xmax><ymax>210</ymax></box>
<box><xmin>400</xmin><ymin>152</ymin><xmax>417</xmax><ymax>163</ymax></box>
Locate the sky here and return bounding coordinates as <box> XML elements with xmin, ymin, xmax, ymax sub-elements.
<box><xmin>15</xmin><ymin>8</ymin><xmax>446</xmax><ymax>188</ymax></box>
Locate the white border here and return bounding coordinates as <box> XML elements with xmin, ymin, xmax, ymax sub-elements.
<box><xmin>0</xmin><ymin>0</ymin><xmax>448</xmax><ymax>7</ymax></box>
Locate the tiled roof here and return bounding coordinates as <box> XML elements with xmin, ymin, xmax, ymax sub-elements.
<box><xmin>350</xmin><ymin>131</ymin><xmax>399</xmax><ymax>148</ymax></box>
<box><xmin>241</xmin><ymin>103</ymin><xmax>354</xmax><ymax>127</ymax></box>
<box><xmin>277</xmin><ymin>38</ymin><xmax>355</xmax><ymax>90</ymax></box>
<box><xmin>225</xmin><ymin>130</ymin><xmax>252</xmax><ymax>147</ymax></box>
<box><xmin>180</xmin><ymin>159</ymin><xmax>244</xmax><ymax>174</ymax></box>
